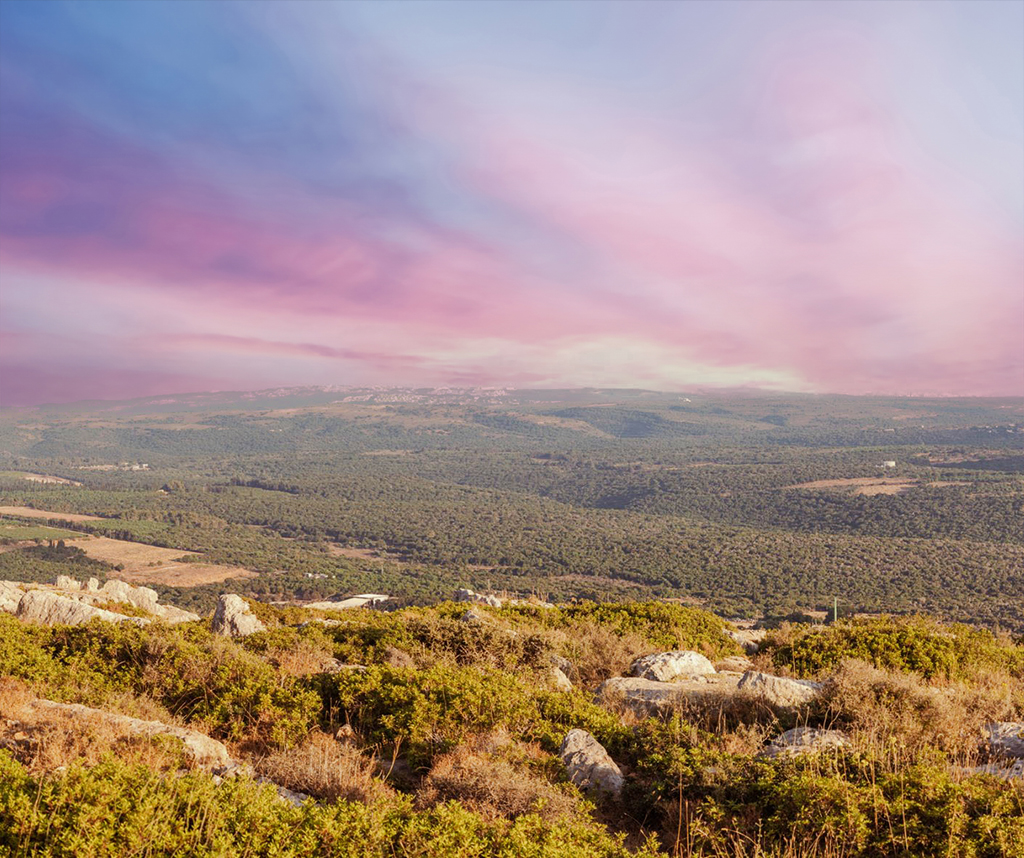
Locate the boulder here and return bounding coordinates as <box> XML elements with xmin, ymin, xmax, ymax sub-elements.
<box><xmin>559</xmin><ymin>729</ymin><xmax>623</xmax><ymax>797</ymax></box>
<box><xmin>737</xmin><ymin>671</ymin><xmax>821</xmax><ymax>710</ymax></box>
<box><xmin>549</xmin><ymin>653</ymin><xmax>577</xmax><ymax>682</ymax></box>
<box><xmin>150</xmin><ymin>604</ymin><xmax>201</xmax><ymax>624</ymax></box>
<box><xmin>760</xmin><ymin>727</ymin><xmax>849</xmax><ymax>759</ymax></box>
<box><xmin>727</xmin><ymin>629</ymin><xmax>765</xmax><ymax>655</ymax></box>
<box><xmin>960</xmin><ymin>760</ymin><xmax>1024</xmax><ymax>781</ymax></box>
<box><xmin>27</xmin><ymin>698</ymin><xmax>233</xmax><ymax>771</ymax></box>
<box><xmin>984</xmin><ymin>722</ymin><xmax>1024</xmax><ymax>760</ymax></box>
<box><xmin>631</xmin><ymin>650</ymin><xmax>715</xmax><ymax>682</ymax></box>
<box><xmin>54</xmin><ymin>575</ymin><xmax>80</xmax><ymax>591</ymax></box>
<box><xmin>596</xmin><ymin>674</ymin><xmax>743</xmax><ymax>715</ymax></box>
<box><xmin>454</xmin><ymin>588</ymin><xmax>502</xmax><ymax>608</ymax></box>
<box><xmin>459</xmin><ymin>609</ymin><xmax>486</xmax><ymax>624</ymax></box>
<box><xmin>211</xmin><ymin>594</ymin><xmax>265</xmax><ymax>637</ymax></box>
<box><xmin>549</xmin><ymin>666</ymin><xmax>574</xmax><ymax>692</ymax></box>
<box><xmin>85</xmin><ymin>578</ymin><xmax>101</xmax><ymax>592</ymax></box>
<box><xmin>715</xmin><ymin>655</ymin><xmax>755</xmax><ymax>673</ymax></box>
<box><xmin>101</xmin><ymin>579</ymin><xmax>158</xmax><ymax>612</ymax></box>
<box><xmin>16</xmin><ymin>590</ymin><xmax>149</xmax><ymax>627</ymax></box>
<box><xmin>0</xmin><ymin>581</ymin><xmax>24</xmax><ymax>614</ymax></box>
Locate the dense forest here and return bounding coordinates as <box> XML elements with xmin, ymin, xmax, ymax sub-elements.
<box><xmin>1</xmin><ymin>387</ymin><xmax>1022</xmax><ymax>629</ymax></box>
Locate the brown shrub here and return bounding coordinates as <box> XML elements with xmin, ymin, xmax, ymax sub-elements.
<box><xmin>255</xmin><ymin>729</ymin><xmax>391</xmax><ymax>803</ymax></box>
<box><xmin>549</xmin><ymin>623</ymin><xmax>650</xmax><ymax>689</ymax></box>
<box><xmin>266</xmin><ymin>638</ymin><xmax>337</xmax><ymax>677</ymax></box>
<box><xmin>820</xmin><ymin>659</ymin><xmax>1015</xmax><ymax>761</ymax></box>
<box><xmin>0</xmin><ymin>677</ymin><xmax>186</xmax><ymax>774</ymax></box>
<box><xmin>416</xmin><ymin>731</ymin><xmax>582</xmax><ymax>822</ymax></box>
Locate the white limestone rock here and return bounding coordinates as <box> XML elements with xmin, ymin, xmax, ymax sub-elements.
<box><xmin>559</xmin><ymin>729</ymin><xmax>623</xmax><ymax>797</ymax></box>
<box><xmin>0</xmin><ymin>581</ymin><xmax>25</xmax><ymax>614</ymax></box>
<box><xmin>760</xmin><ymin>727</ymin><xmax>849</xmax><ymax>759</ymax></box>
<box><xmin>17</xmin><ymin>589</ymin><xmax>148</xmax><ymax>627</ymax></box>
<box><xmin>985</xmin><ymin>722</ymin><xmax>1024</xmax><ymax>760</ymax></box>
<box><xmin>630</xmin><ymin>650</ymin><xmax>716</xmax><ymax>682</ymax></box>
<box><xmin>549</xmin><ymin>666</ymin><xmax>574</xmax><ymax>692</ymax></box>
<box><xmin>715</xmin><ymin>655</ymin><xmax>755</xmax><ymax>673</ymax></box>
<box><xmin>737</xmin><ymin>671</ymin><xmax>821</xmax><ymax>710</ymax></box>
<box><xmin>211</xmin><ymin>594</ymin><xmax>265</xmax><ymax>637</ymax></box>
<box><xmin>454</xmin><ymin>588</ymin><xmax>502</xmax><ymax>608</ymax></box>
<box><xmin>54</xmin><ymin>575</ymin><xmax>80</xmax><ymax>591</ymax></box>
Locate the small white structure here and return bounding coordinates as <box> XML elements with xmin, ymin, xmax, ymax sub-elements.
<box><xmin>881</xmin><ymin>460</ymin><xmax>896</xmax><ymax>469</ymax></box>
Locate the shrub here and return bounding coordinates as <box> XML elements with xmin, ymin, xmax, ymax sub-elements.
<box><xmin>0</xmin><ymin>751</ymin><xmax>659</xmax><ymax>858</ymax></box>
<box><xmin>762</xmin><ymin>616</ymin><xmax>1024</xmax><ymax>682</ymax></box>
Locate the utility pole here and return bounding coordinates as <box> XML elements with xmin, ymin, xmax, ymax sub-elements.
<box><xmin>833</xmin><ymin>597</ymin><xmax>838</xmax><ymax>624</ymax></box>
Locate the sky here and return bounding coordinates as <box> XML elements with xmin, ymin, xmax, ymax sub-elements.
<box><xmin>1</xmin><ymin>0</ymin><xmax>1022</xmax><ymax>406</ymax></box>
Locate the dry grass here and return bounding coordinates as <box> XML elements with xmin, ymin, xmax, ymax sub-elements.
<box><xmin>255</xmin><ymin>730</ymin><xmax>391</xmax><ymax>803</ymax></box>
<box><xmin>0</xmin><ymin>678</ymin><xmax>186</xmax><ymax>775</ymax></box>
<box><xmin>819</xmin><ymin>659</ymin><xmax>1016</xmax><ymax>762</ymax></box>
<box><xmin>547</xmin><ymin>623</ymin><xmax>651</xmax><ymax>688</ymax></box>
<box><xmin>263</xmin><ymin>638</ymin><xmax>337</xmax><ymax>677</ymax></box>
<box><xmin>416</xmin><ymin>731</ymin><xmax>582</xmax><ymax>822</ymax></box>
<box><xmin>0</xmin><ymin>505</ymin><xmax>102</xmax><ymax>522</ymax></box>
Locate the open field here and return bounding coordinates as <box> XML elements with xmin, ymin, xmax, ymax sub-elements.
<box><xmin>0</xmin><ymin>505</ymin><xmax>103</xmax><ymax>522</ymax></box>
<box><xmin>0</xmin><ymin>522</ymin><xmax>81</xmax><ymax>542</ymax></box>
<box><xmin>785</xmin><ymin>477</ymin><xmax>924</xmax><ymax>495</ymax></box>
<box><xmin>57</xmin><ymin>535</ymin><xmax>255</xmax><ymax>587</ymax></box>
<box><xmin>108</xmin><ymin>562</ymin><xmax>257</xmax><ymax>587</ymax></box>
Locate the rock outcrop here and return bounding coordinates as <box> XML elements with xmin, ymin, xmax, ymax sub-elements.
<box><xmin>26</xmin><ymin>698</ymin><xmax>234</xmax><ymax>771</ymax></box>
<box><xmin>631</xmin><ymin>650</ymin><xmax>716</xmax><ymax>682</ymax></box>
<box><xmin>559</xmin><ymin>729</ymin><xmax>623</xmax><ymax>797</ymax></box>
<box><xmin>0</xmin><ymin>581</ymin><xmax>23</xmax><ymax>614</ymax></box>
<box><xmin>726</xmin><ymin>628</ymin><xmax>765</xmax><ymax>655</ymax></box>
<box><xmin>211</xmin><ymin>594</ymin><xmax>265</xmax><ymax>637</ymax></box>
<box><xmin>597</xmin><ymin>674</ymin><xmax>743</xmax><ymax>715</ymax></box>
<box><xmin>715</xmin><ymin>655</ymin><xmax>755</xmax><ymax>673</ymax></box>
<box><xmin>0</xmin><ymin>578</ymin><xmax>198</xmax><ymax>625</ymax></box>
<box><xmin>737</xmin><ymin>671</ymin><xmax>821</xmax><ymax>710</ymax></box>
<box><xmin>454</xmin><ymin>588</ymin><xmax>502</xmax><ymax>608</ymax></box>
<box><xmin>760</xmin><ymin>727</ymin><xmax>849</xmax><ymax>759</ymax></box>
<box><xmin>984</xmin><ymin>722</ymin><xmax>1024</xmax><ymax>760</ymax></box>
<box><xmin>17</xmin><ymin>589</ymin><xmax>149</xmax><ymax>627</ymax></box>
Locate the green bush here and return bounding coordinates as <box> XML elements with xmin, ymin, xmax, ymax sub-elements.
<box><xmin>315</xmin><ymin>664</ymin><xmax>632</xmax><ymax>769</ymax></box>
<box><xmin>761</xmin><ymin>616</ymin><xmax>1024</xmax><ymax>681</ymax></box>
<box><xmin>0</xmin><ymin>751</ymin><xmax>659</xmax><ymax>858</ymax></box>
<box><xmin>500</xmin><ymin>601</ymin><xmax>740</xmax><ymax>659</ymax></box>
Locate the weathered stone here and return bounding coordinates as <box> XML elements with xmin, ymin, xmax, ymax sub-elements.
<box><xmin>453</xmin><ymin>588</ymin><xmax>502</xmax><ymax>608</ymax></box>
<box><xmin>737</xmin><ymin>671</ymin><xmax>821</xmax><ymax>710</ymax></box>
<box><xmin>85</xmin><ymin>578</ymin><xmax>100</xmax><ymax>593</ymax></box>
<box><xmin>631</xmin><ymin>650</ymin><xmax>716</xmax><ymax>682</ymax></box>
<box><xmin>549</xmin><ymin>653</ymin><xmax>576</xmax><ymax>681</ymax></box>
<box><xmin>559</xmin><ymin>729</ymin><xmax>623</xmax><ymax>797</ymax></box>
<box><xmin>715</xmin><ymin>655</ymin><xmax>755</xmax><ymax>673</ymax></box>
<box><xmin>101</xmin><ymin>579</ymin><xmax>158</xmax><ymax>612</ymax></box>
<box><xmin>459</xmin><ymin>609</ymin><xmax>486</xmax><ymax>624</ymax></box>
<box><xmin>727</xmin><ymin>629</ymin><xmax>765</xmax><ymax>655</ymax></box>
<box><xmin>596</xmin><ymin>674</ymin><xmax>742</xmax><ymax>715</ymax></box>
<box><xmin>17</xmin><ymin>589</ymin><xmax>149</xmax><ymax>627</ymax></box>
<box><xmin>985</xmin><ymin>722</ymin><xmax>1024</xmax><ymax>760</ymax></box>
<box><xmin>0</xmin><ymin>581</ymin><xmax>24</xmax><ymax>614</ymax></box>
<box><xmin>54</xmin><ymin>575</ymin><xmax>80</xmax><ymax>591</ymax></box>
<box><xmin>550</xmin><ymin>666</ymin><xmax>574</xmax><ymax>692</ymax></box>
<box><xmin>27</xmin><ymin>698</ymin><xmax>233</xmax><ymax>770</ymax></box>
<box><xmin>211</xmin><ymin>594</ymin><xmax>265</xmax><ymax>637</ymax></box>
<box><xmin>149</xmin><ymin>603</ymin><xmax>201</xmax><ymax>624</ymax></box>
<box><xmin>760</xmin><ymin>727</ymin><xmax>849</xmax><ymax>759</ymax></box>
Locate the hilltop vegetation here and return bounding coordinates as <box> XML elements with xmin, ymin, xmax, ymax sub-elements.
<box><xmin>1</xmin><ymin>600</ymin><xmax>1022</xmax><ymax>857</ymax></box>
